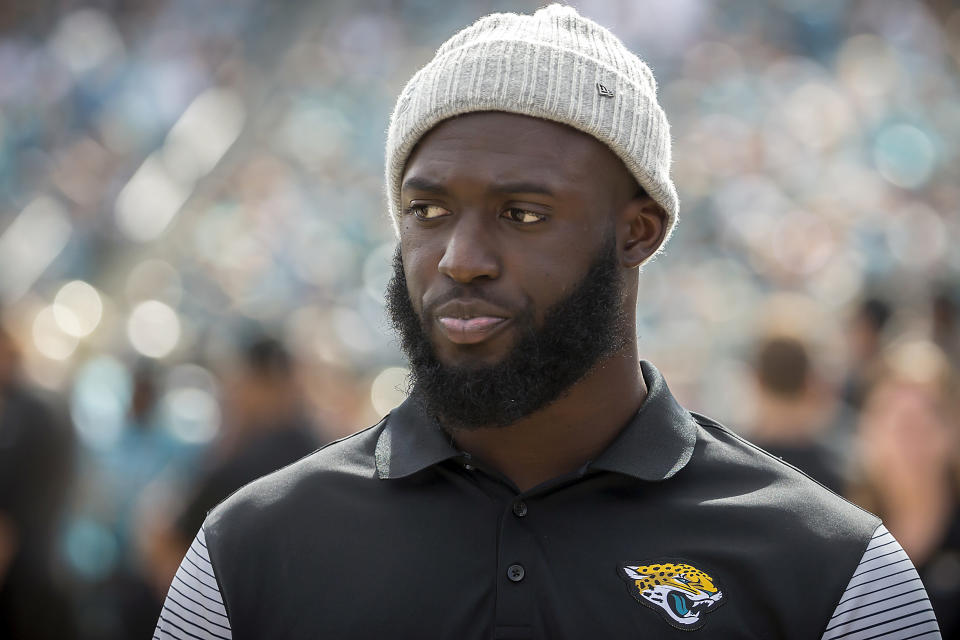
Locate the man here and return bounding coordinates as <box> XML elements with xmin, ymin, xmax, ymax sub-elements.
<box><xmin>155</xmin><ymin>5</ymin><xmax>941</xmax><ymax>638</ymax></box>
<box><xmin>746</xmin><ymin>334</ymin><xmax>849</xmax><ymax>495</ymax></box>
<box><xmin>144</xmin><ymin>337</ymin><xmax>324</xmax><ymax>596</ymax></box>
<box><xmin>0</xmin><ymin>319</ymin><xmax>76</xmax><ymax>639</ymax></box>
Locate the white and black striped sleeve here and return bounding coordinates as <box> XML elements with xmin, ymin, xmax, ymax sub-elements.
<box><xmin>821</xmin><ymin>524</ymin><xmax>941</xmax><ymax>640</ymax></box>
<box><xmin>154</xmin><ymin>528</ymin><xmax>233</xmax><ymax>640</ymax></box>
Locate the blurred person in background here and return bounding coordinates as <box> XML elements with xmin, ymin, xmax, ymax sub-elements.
<box><xmin>841</xmin><ymin>297</ymin><xmax>893</xmax><ymax>411</ymax></box>
<box><xmin>747</xmin><ymin>334</ymin><xmax>848</xmax><ymax>495</ymax></box>
<box><xmin>932</xmin><ymin>289</ymin><xmax>960</xmax><ymax>369</ymax></box>
<box><xmin>0</xmin><ymin>318</ymin><xmax>76</xmax><ymax>639</ymax></box>
<box><xmin>67</xmin><ymin>359</ymin><xmax>201</xmax><ymax>640</ymax></box>
<box><xmin>850</xmin><ymin>339</ymin><xmax>960</xmax><ymax>637</ymax></box>
<box><xmin>144</xmin><ymin>335</ymin><xmax>324</xmax><ymax>599</ymax></box>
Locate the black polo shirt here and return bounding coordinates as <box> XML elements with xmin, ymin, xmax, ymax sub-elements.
<box><xmin>155</xmin><ymin>362</ymin><xmax>942</xmax><ymax>639</ymax></box>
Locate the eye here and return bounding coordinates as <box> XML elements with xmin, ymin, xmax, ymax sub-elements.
<box><xmin>502</xmin><ymin>207</ymin><xmax>546</xmax><ymax>224</ymax></box>
<box><xmin>406</xmin><ymin>204</ymin><xmax>451</xmax><ymax>220</ymax></box>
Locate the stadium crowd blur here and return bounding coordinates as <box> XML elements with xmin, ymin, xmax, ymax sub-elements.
<box><xmin>0</xmin><ymin>0</ymin><xmax>958</xmax><ymax>637</ymax></box>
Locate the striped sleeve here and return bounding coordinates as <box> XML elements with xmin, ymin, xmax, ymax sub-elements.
<box><xmin>154</xmin><ymin>528</ymin><xmax>233</xmax><ymax>640</ymax></box>
<box><xmin>821</xmin><ymin>524</ymin><xmax>941</xmax><ymax>640</ymax></box>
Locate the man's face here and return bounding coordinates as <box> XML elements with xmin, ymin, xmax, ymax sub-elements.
<box><xmin>387</xmin><ymin>112</ymin><xmax>639</xmax><ymax>429</ymax></box>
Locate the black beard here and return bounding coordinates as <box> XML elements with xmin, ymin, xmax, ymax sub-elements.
<box><xmin>385</xmin><ymin>235</ymin><xmax>628</xmax><ymax>431</ymax></box>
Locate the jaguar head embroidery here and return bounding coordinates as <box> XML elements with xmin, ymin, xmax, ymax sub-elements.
<box><xmin>619</xmin><ymin>561</ymin><xmax>725</xmax><ymax>630</ymax></box>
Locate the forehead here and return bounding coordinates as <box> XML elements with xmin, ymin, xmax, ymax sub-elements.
<box><xmin>402</xmin><ymin>112</ymin><xmax>628</xmax><ymax>192</ymax></box>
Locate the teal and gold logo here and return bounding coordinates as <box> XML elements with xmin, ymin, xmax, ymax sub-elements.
<box><xmin>619</xmin><ymin>560</ymin><xmax>725</xmax><ymax>630</ymax></box>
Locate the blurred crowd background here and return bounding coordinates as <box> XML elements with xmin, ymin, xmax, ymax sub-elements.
<box><xmin>0</xmin><ymin>0</ymin><xmax>958</xmax><ymax>637</ymax></box>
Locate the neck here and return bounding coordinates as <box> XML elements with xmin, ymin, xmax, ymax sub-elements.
<box><xmin>449</xmin><ymin>343</ymin><xmax>646</xmax><ymax>491</ymax></box>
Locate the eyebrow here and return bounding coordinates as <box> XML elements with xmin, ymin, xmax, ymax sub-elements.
<box><xmin>401</xmin><ymin>177</ymin><xmax>447</xmax><ymax>194</ymax></box>
<box><xmin>488</xmin><ymin>181</ymin><xmax>555</xmax><ymax>197</ymax></box>
<box><xmin>400</xmin><ymin>177</ymin><xmax>555</xmax><ymax>197</ymax></box>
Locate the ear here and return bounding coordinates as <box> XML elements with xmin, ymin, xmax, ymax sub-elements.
<box><xmin>618</xmin><ymin>196</ymin><xmax>667</xmax><ymax>268</ymax></box>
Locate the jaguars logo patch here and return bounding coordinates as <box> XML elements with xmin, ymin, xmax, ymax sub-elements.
<box><xmin>619</xmin><ymin>560</ymin><xmax>725</xmax><ymax>630</ymax></box>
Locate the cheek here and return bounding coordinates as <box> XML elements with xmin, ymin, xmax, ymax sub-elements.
<box><xmin>399</xmin><ymin>242</ymin><xmax>439</xmax><ymax>310</ymax></box>
<box><xmin>503</xmin><ymin>250</ymin><xmax>582</xmax><ymax>315</ymax></box>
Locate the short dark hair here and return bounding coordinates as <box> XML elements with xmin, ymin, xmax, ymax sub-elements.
<box><xmin>858</xmin><ymin>298</ymin><xmax>891</xmax><ymax>333</ymax></box>
<box><xmin>754</xmin><ymin>336</ymin><xmax>810</xmax><ymax>396</ymax></box>
<box><xmin>244</xmin><ymin>336</ymin><xmax>293</xmax><ymax>378</ymax></box>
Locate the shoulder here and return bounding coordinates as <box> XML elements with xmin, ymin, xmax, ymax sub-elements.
<box><xmin>204</xmin><ymin>419</ymin><xmax>385</xmax><ymax>533</ymax></box>
<box><xmin>686</xmin><ymin>411</ymin><xmax>879</xmax><ymax>544</ymax></box>
<box><xmin>4</xmin><ymin>385</ymin><xmax>59</xmax><ymax>421</ymax></box>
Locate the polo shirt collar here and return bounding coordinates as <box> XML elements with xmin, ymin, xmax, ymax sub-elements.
<box><xmin>375</xmin><ymin>360</ymin><xmax>697</xmax><ymax>482</ymax></box>
<box><xmin>375</xmin><ymin>396</ymin><xmax>458</xmax><ymax>479</ymax></box>
<box><xmin>587</xmin><ymin>360</ymin><xmax>697</xmax><ymax>481</ymax></box>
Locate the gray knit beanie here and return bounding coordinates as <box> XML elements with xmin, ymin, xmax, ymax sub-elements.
<box><xmin>385</xmin><ymin>3</ymin><xmax>678</xmax><ymax>263</ymax></box>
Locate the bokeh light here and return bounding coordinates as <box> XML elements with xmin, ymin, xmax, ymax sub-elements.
<box><xmin>32</xmin><ymin>305</ymin><xmax>79</xmax><ymax>360</ymax></box>
<box><xmin>873</xmin><ymin>124</ymin><xmax>936</xmax><ymax>189</ymax></box>
<box><xmin>127</xmin><ymin>301</ymin><xmax>181</xmax><ymax>359</ymax></box>
<box><xmin>370</xmin><ymin>367</ymin><xmax>410</xmax><ymax>417</ymax></box>
<box><xmin>53</xmin><ymin>281</ymin><xmax>103</xmax><ymax>337</ymax></box>
<box><xmin>114</xmin><ymin>154</ymin><xmax>191</xmax><ymax>243</ymax></box>
<box><xmin>885</xmin><ymin>202</ymin><xmax>947</xmax><ymax>270</ymax></box>
<box><xmin>63</xmin><ymin>517</ymin><xmax>119</xmax><ymax>580</ymax></box>
<box><xmin>0</xmin><ymin>197</ymin><xmax>72</xmax><ymax>302</ymax></box>
<box><xmin>161</xmin><ymin>88</ymin><xmax>245</xmax><ymax>185</ymax></box>
<box><xmin>836</xmin><ymin>34</ymin><xmax>900</xmax><ymax>100</ymax></box>
<box><xmin>163</xmin><ymin>388</ymin><xmax>220</xmax><ymax>444</ymax></box>
<box><xmin>47</xmin><ymin>8</ymin><xmax>125</xmax><ymax>76</ymax></box>
<box><xmin>70</xmin><ymin>356</ymin><xmax>130</xmax><ymax>450</ymax></box>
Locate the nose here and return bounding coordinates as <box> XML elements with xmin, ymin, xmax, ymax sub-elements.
<box><xmin>437</xmin><ymin>214</ymin><xmax>500</xmax><ymax>283</ymax></box>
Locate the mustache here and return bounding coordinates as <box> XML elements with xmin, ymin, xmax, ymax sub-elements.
<box><xmin>420</xmin><ymin>285</ymin><xmax>522</xmax><ymax>321</ymax></box>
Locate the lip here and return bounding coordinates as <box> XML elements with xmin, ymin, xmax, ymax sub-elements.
<box><xmin>433</xmin><ymin>299</ymin><xmax>512</xmax><ymax>345</ymax></box>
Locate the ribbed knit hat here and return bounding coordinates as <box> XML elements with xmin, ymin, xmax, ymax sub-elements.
<box><xmin>385</xmin><ymin>4</ymin><xmax>678</xmax><ymax>263</ymax></box>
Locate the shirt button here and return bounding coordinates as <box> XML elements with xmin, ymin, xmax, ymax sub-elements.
<box><xmin>507</xmin><ymin>564</ymin><xmax>525</xmax><ymax>582</ymax></box>
<box><xmin>512</xmin><ymin>501</ymin><xmax>528</xmax><ymax>517</ymax></box>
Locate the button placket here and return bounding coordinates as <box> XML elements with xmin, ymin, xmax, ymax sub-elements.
<box><xmin>495</xmin><ymin>495</ymin><xmax>535</xmax><ymax>632</ymax></box>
